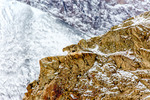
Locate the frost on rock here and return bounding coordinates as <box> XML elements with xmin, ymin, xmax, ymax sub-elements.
<box><xmin>24</xmin><ymin>11</ymin><xmax>150</xmax><ymax>99</ymax></box>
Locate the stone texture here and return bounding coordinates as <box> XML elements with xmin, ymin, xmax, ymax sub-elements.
<box><xmin>23</xmin><ymin>11</ymin><xmax>150</xmax><ymax>100</ymax></box>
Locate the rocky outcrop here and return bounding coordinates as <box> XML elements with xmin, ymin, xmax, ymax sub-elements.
<box><xmin>23</xmin><ymin>11</ymin><xmax>150</xmax><ymax>100</ymax></box>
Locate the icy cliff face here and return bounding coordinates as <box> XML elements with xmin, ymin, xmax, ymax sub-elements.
<box><xmin>18</xmin><ymin>0</ymin><xmax>150</xmax><ymax>36</ymax></box>
<box><xmin>0</xmin><ymin>0</ymin><xmax>87</xmax><ymax>100</ymax></box>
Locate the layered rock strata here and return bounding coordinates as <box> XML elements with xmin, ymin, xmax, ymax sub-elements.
<box><xmin>23</xmin><ymin>11</ymin><xmax>150</xmax><ymax>100</ymax></box>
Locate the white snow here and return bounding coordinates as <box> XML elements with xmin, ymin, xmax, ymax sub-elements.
<box><xmin>132</xmin><ymin>15</ymin><xmax>150</xmax><ymax>27</ymax></box>
<box><xmin>117</xmin><ymin>70</ymin><xmax>138</xmax><ymax>81</ymax></box>
<box><xmin>113</xmin><ymin>14</ymin><xmax>150</xmax><ymax>31</ymax></box>
<box><xmin>88</xmin><ymin>64</ymin><xmax>97</xmax><ymax>72</ymax></box>
<box><xmin>89</xmin><ymin>45</ymin><xmax>127</xmax><ymax>56</ymax></box>
<box><xmin>140</xmin><ymin>48</ymin><xmax>150</xmax><ymax>52</ymax></box>
<box><xmin>131</xmin><ymin>69</ymin><xmax>149</xmax><ymax>73</ymax></box>
<box><xmin>85</xmin><ymin>90</ymin><xmax>93</xmax><ymax>93</ymax></box>
<box><xmin>89</xmin><ymin>45</ymin><xmax>137</xmax><ymax>61</ymax></box>
<box><xmin>89</xmin><ymin>80</ymin><xmax>93</xmax><ymax>86</ymax></box>
<box><xmin>136</xmin><ymin>82</ymin><xmax>147</xmax><ymax>89</ymax></box>
<box><xmin>70</xmin><ymin>94</ymin><xmax>77</xmax><ymax>99</ymax></box>
<box><xmin>0</xmin><ymin>0</ymin><xmax>87</xmax><ymax>99</ymax></box>
<box><xmin>144</xmin><ymin>95</ymin><xmax>150</xmax><ymax>100</ymax></box>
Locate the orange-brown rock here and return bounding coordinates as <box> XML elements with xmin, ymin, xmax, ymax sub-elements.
<box><xmin>23</xmin><ymin>11</ymin><xmax>150</xmax><ymax>100</ymax></box>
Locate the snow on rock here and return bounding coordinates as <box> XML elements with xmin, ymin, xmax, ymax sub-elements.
<box><xmin>23</xmin><ymin>10</ymin><xmax>150</xmax><ymax>100</ymax></box>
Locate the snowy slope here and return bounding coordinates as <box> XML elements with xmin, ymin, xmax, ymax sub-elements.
<box><xmin>18</xmin><ymin>0</ymin><xmax>150</xmax><ymax>36</ymax></box>
<box><xmin>0</xmin><ymin>0</ymin><xmax>88</xmax><ymax>99</ymax></box>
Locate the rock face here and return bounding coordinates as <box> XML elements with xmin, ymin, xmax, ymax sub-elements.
<box><xmin>23</xmin><ymin>11</ymin><xmax>150</xmax><ymax>100</ymax></box>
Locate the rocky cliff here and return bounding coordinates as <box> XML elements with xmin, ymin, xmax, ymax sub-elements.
<box><xmin>23</xmin><ymin>11</ymin><xmax>150</xmax><ymax>100</ymax></box>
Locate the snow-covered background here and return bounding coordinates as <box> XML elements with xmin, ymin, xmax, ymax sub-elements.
<box><xmin>18</xmin><ymin>0</ymin><xmax>150</xmax><ymax>36</ymax></box>
<box><xmin>0</xmin><ymin>0</ymin><xmax>150</xmax><ymax>100</ymax></box>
